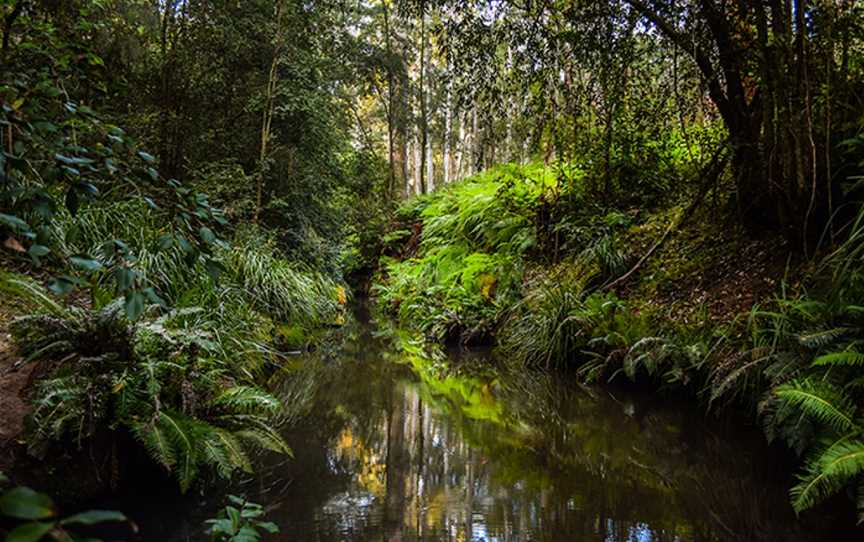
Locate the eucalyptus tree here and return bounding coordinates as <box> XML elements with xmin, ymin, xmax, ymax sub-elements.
<box><xmin>422</xmin><ymin>0</ymin><xmax>864</xmax><ymax>243</ymax></box>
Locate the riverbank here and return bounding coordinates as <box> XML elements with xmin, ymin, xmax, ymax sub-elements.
<box><xmin>78</xmin><ymin>310</ymin><xmax>862</xmax><ymax>541</ymax></box>
<box><xmin>0</xmin><ymin>233</ymin><xmax>347</xmax><ymax>501</ymax></box>
<box><xmin>370</xmin><ymin>161</ymin><xmax>864</xmax><ymax>526</ymax></box>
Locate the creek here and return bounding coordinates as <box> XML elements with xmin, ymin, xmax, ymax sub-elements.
<box><xmin>117</xmin><ymin>308</ymin><xmax>846</xmax><ymax>541</ymax></box>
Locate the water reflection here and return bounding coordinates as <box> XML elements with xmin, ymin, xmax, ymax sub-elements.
<box><xmin>256</xmin><ymin>321</ymin><xmax>827</xmax><ymax>542</ymax></box>
<box><xmin>125</xmin><ymin>315</ymin><xmax>846</xmax><ymax>541</ymax></box>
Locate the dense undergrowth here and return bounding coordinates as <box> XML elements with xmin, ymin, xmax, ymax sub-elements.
<box><xmin>372</xmin><ymin>160</ymin><xmax>864</xmax><ymax>522</ymax></box>
<box><xmin>1</xmin><ymin>215</ymin><xmax>345</xmax><ymax>492</ymax></box>
<box><xmin>0</xmin><ymin>1</ymin><xmax>357</xmax><ymax>501</ymax></box>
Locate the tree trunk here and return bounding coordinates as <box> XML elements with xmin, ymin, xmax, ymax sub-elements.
<box><xmin>455</xmin><ymin>111</ymin><xmax>465</xmax><ymax>181</ymax></box>
<box><xmin>417</xmin><ymin>9</ymin><xmax>428</xmax><ymax>194</ymax></box>
<box><xmin>382</xmin><ymin>0</ymin><xmax>397</xmax><ymax>199</ymax></box>
<box><xmin>443</xmin><ymin>68</ymin><xmax>452</xmax><ymax>185</ymax></box>
<box><xmin>254</xmin><ymin>0</ymin><xmax>286</xmax><ymax>223</ymax></box>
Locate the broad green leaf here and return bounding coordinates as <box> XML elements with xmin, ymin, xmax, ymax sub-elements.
<box><xmin>137</xmin><ymin>151</ymin><xmax>156</xmax><ymax>163</ymax></box>
<box><xmin>28</xmin><ymin>245</ymin><xmax>50</xmax><ymax>258</ymax></box>
<box><xmin>47</xmin><ymin>277</ymin><xmax>76</xmax><ymax>296</ymax></box>
<box><xmin>114</xmin><ymin>268</ymin><xmax>135</xmax><ymax>292</ymax></box>
<box><xmin>4</xmin><ymin>521</ymin><xmax>54</xmax><ymax>542</ymax></box>
<box><xmin>69</xmin><ymin>256</ymin><xmax>103</xmax><ymax>272</ymax></box>
<box><xmin>0</xmin><ymin>488</ymin><xmax>55</xmax><ymax>520</ymax></box>
<box><xmin>177</xmin><ymin>237</ymin><xmax>193</xmax><ymax>254</ymax></box>
<box><xmin>124</xmin><ymin>291</ymin><xmax>145</xmax><ymax>321</ymax></box>
<box><xmin>142</xmin><ymin>287</ymin><xmax>165</xmax><ymax>307</ymax></box>
<box><xmin>233</xmin><ymin>525</ymin><xmax>260</xmax><ymax>542</ymax></box>
<box><xmin>199</xmin><ymin>226</ymin><xmax>216</xmax><ymax>245</ymax></box>
<box><xmin>54</xmin><ymin>154</ymin><xmax>95</xmax><ymax>166</ymax></box>
<box><xmin>157</xmin><ymin>235</ymin><xmax>174</xmax><ymax>251</ymax></box>
<box><xmin>61</xmin><ymin>510</ymin><xmax>126</xmax><ymax>526</ymax></box>
<box><xmin>0</xmin><ymin>214</ymin><xmax>28</xmax><ymax>232</ymax></box>
<box><xmin>258</xmin><ymin>521</ymin><xmax>279</xmax><ymax>534</ymax></box>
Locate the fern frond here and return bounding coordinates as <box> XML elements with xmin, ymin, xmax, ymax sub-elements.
<box><xmin>221</xmin><ymin>415</ymin><xmax>292</xmax><ymax>456</ymax></box>
<box><xmin>791</xmin><ymin>438</ymin><xmax>864</xmax><ymax>513</ymax></box>
<box><xmin>211</xmin><ymin>386</ymin><xmax>281</xmax><ymax>415</ymax></box>
<box><xmin>797</xmin><ymin>328</ymin><xmax>851</xmax><ymax>349</ymax></box>
<box><xmin>709</xmin><ymin>351</ymin><xmax>773</xmax><ymax>405</ymax></box>
<box><xmin>0</xmin><ymin>273</ymin><xmax>66</xmax><ymax>315</ymax></box>
<box><xmin>203</xmin><ymin>428</ymin><xmax>253</xmax><ymax>476</ymax></box>
<box><xmin>813</xmin><ymin>351</ymin><xmax>864</xmax><ymax>367</ymax></box>
<box><xmin>131</xmin><ymin>419</ymin><xmax>177</xmax><ymax>470</ymax></box>
<box><xmin>158</xmin><ymin>411</ymin><xmax>198</xmax><ymax>492</ymax></box>
<box><xmin>775</xmin><ymin>379</ymin><xmax>858</xmax><ymax>435</ymax></box>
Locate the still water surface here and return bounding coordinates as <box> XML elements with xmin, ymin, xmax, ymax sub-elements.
<box><xmin>128</xmin><ymin>314</ymin><xmax>846</xmax><ymax>541</ymax></box>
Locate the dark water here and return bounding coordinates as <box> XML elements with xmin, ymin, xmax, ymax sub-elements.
<box><xmin>124</xmin><ymin>315</ymin><xmax>851</xmax><ymax>542</ymax></box>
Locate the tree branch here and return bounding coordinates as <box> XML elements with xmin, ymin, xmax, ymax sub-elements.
<box><xmin>623</xmin><ymin>0</ymin><xmax>733</xmax><ymax>124</ymax></box>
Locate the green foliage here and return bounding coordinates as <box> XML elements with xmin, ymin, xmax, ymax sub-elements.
<box><xmin>223</xmin><ymin>230</ymin><xmax>342</xmax><ymax>326</ymax></box>
<box><xmin>205</xmin><ymin>495</ymin><xmax>279</xmax><ymax>542</ymax></box>
<box><xmin>0</xmin><ymin>19</ymin><xmax>230</xmax><ymax>318</ymax></box>
<box><xmin>374</xmin><ymin>163</ymin><xmax>592</xmax><ymax>343</ymax></box>
<box><xmin>497</xmin><ymin>259</ymin><xmax>709</xmax><ymax>385</ymax></box>
<box><xmin>703</xmin><ymin>204</ymin><xmax>864</xmax><ymax>520</ymax></box>
<box><xmin>0</xmin><ymin>474</ymin><xmax>126</xmax><ymax>542</ymax></box>
<box><xmin>4</xmin><ymin>276</ymin><xmax>293</xmax><ymax>493</ymax></box>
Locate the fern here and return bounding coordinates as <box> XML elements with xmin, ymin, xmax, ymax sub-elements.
<box><xmin>158</xmin><ymin>411</ymin><xmax>198</xmax><ymax>492</ymax></box>
<box><xmin>203</xmin><ymin>428</ymin><xmax>253</xmax><ymax>477</ymax></box>
<box><xmin>775</xmin><ymin>380</ymin><xmax>858</xmax><ymax>435</ymax></box>
<box><xmin>797</xmin><ymin>327</ymin><xmax>852</xmax><ymax>349</ymax></box>
<box><xmin>212</xmin><ymin>386</ymin><xmax>281</xmax><ymax>415</ymax></box>
<box><xmin>222</xmin><ymin>414</ymin><xmax>292</xmax><ymax>456</ymax></box>
<box><xmin>131</xmin><ymin>418</ymin><xmax>178</xmax><ymax>470</ymax></box>
<box><xmin>791</xmin><ymin>438</ymin><xmax>864</xmax><ymax>513</ymax></box>
<box><xmin>813</xmin><ymin>351</ymin><xmax>864</xmax><ymax>367</ymax></box>
<box><xmin>0</xmin><ymin>273</ymin><xmax>66</xmax><ymax>315</ymax></box>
